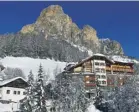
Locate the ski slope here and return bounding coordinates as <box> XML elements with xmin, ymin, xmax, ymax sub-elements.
<box><xmin>0</xmin><ymin>56</ymin><xmax>66</xmax><ymax>79</ymax></box>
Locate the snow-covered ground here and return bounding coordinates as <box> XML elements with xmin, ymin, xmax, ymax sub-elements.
<box><xmin>0</xmin><ymin>57</ymin><xmax>101</xmax><ymax>112</ymax></box>
<box><xmin>0</xmin><ymin>102</ymin><xmax>100</xmax><ymax>112</ymax></box>
<box><xmin>0</xmin><ymin>102</ymin><xmax>20</xmax><ymax>112</ymax></box>
<box><xmin>70</xmin><ymin>42</ymin><xmax>93</xmax><ymax>56</ymax></box>
<box><xmin>87</xmin><ymin>104</ymin><xmax>100</xmax><ymax>112</ymax></box>
<box><xmin>0</xmin><ymin>56</ymin><xmax>66</xmax><ymax>79</ymax></box>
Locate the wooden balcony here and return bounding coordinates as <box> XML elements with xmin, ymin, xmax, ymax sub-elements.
<box><xmin>112</xmin><ymin>67</ymin><xmax>134</xmax><ymax>73</ymax></box>
<box><xmin>84</xmin><ymin>76</ymin><xmax>95</xmax><ymax>81</ymax></box>
<box><xmin>74</xmin><ymin>67</ymin><xmax>82</xmax><ymax>72</ymax></box>
<box><xmin>106</xmin><ymin>67</ymin><xmax>111</xmax><ymax>71</ymax></box>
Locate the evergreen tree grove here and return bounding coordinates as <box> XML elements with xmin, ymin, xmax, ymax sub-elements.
<box><xmin>20</xmin><ymin>70</ymin><xmax>35</xmax><ymax>112</ymax></box>
<box><xmin>34</xmin><ymin>64</ymin><xmax>47</xmax><ymax>112</ymax></box>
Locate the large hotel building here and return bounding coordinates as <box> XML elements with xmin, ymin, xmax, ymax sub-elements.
<box><xmin>64</xmin><ymin>54</ymin><xmax>134</xmax><ymax>94</ymax></box>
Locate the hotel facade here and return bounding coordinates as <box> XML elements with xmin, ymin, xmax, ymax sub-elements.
<box><xmin>64</xmin><ymin>54</ymin><xmax>134</xmax><ymax>94</ymax></box>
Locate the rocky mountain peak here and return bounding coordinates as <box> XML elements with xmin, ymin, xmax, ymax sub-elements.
<box><xmin>39</xmin><ymin>5</ymin><xmax>64</xmax><ymax>17</ymax></box>
<box><xmin>20</xmin><ymin>5</ymin><xmax>124</xmax><ymax>56</ymax></box>
<box><xmin>82</xmin><ymin>25</ymin><xmax>99</xmax><ymax>42</ymax></box>
<box><xmin>20</xmin><ymin>24</ymin><xmax>35</xmax><ymax>34</ymax></box>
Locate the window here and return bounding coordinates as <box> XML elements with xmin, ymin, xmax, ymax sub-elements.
<box><xmin>18</xmin><ymin>91</ymin><xmax>20</xmax><ymax>95</ymax></box>
<box><xmin>23</xmin><ymin>92</ymin><xmax>26</xmax><ymax>95</ymax></box>
<box><xmin>102</xmin><ymin>81</ymin><xmax>106</xmax><ymax>84</ymax></box>
<box><xmin>101</xmin><ymin>75</ymin><xmax>106</xmax><ymax>79</ymax></box>
<box><xmin>13</xmin><ymin>91</ymin><xmax>16</xmax><ymax>95</ymax></box>
<box><xmin>96</xmin><ymin>75</ymin><xmax>100</xmax><ymax>79</ymax></box>
<box><xmin>98</xmin><ymin>81</ymin><xmax>101</xmax><ymax>84</ymax></box>
<box><xmin>86</xmin><ymin>81</ymin><xmax>90</xmax><ymax>84</ymax></box>
<box><xmin>6</xmin><ymin>90</ymin><xmax>10</xmax><ymax>94</ymax></box>
<box><xmin>100</xmin><ymin>63</ymin><xmax>105</xmax><ymax>66</ymax></box>
<box><xmin>95</xmin><ymin>68</ymin><xmax>100</xmax><ymax>72</ymax></box>
<box><xmin>95</xmin><ymin>62</ymin><xmax>99</xmax><ymax>66</ymax></box>
<box><xmin>90</xmin><ymin>80</ymin><xmax>95</xmax><ymax>84</ymax></box>
<box><xmin>85</xmin><ymin>76</ymin><xmax>90</xmax><ymax>78</ymax></box>
<box><xmin>101</xmin><ymin>68</ymin><xmax>105</xmax><ymax>73</ymax></box>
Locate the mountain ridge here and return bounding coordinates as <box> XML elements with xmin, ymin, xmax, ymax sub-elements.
<box><xmin>20</xmin><ymin>5</ymin><xmax>124</xmax><ymax>56</ymax></box>
<box><xmin>0</xmin><ymin>5</ymin><xmax>124</xmax><ymax>62</ymax></box>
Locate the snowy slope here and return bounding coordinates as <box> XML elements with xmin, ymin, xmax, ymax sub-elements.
<box><xmin>70</xmin><ymin>42</ymin><xmax>93</xmax><ymax>56</ymax></box>
<box><xmin>0</xmin><ymin>102</ymin><xmax>100</xmax><ymax>112</ymax></box>
<box><xmin>0</xmin><ymin>57</ymin><xmax>66</xmax><ymax>79</ymax></box>
<box><xmin>87</xmin><ymin>104</ymin><xmax>100</xmax><ymax>112</ymax></box>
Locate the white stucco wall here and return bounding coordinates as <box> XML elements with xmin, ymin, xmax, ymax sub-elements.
<box><xmin>0</xmin><ymin>87</ymin><xmax>26</xmax><ymax>102</ymax></box>
<box><xmin>93</xmin><ymin>60</ymin><xmax>107</xmax><ymax>86</ymax></box>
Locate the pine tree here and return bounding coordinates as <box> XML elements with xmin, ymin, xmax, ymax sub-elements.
<box><xmin>20</xmin><ymin>70</ymin><xmax>35</xmax><ymax>112</ymax></box>
<box><xmin>34</xmin><ymin>64</ymin><xmax>47</xmax><ymax>112</ymax></box>
<box><xmin>53</xmin><ymin>72</ymin><xmax>89</xmax><ymax>112</ymax></box>
<box><xmin>107</xmin><ymin>65</ymin><xmax>139</xmax><ymax>112</ymax></box>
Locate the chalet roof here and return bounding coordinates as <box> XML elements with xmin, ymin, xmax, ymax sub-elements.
<box><xmin>66</xmin><ymin>53</ymin><xmax>114</xmax><ymax>71</ymax></box>
<box><xmin>111</xmin><ymin>55</ymin><xmax>134</xmax><ymax>64</ymax></box>
<box><xmin>0</xmin><ymin>77</ymin><xmax>27</xmax><ymax>87</ymax></box>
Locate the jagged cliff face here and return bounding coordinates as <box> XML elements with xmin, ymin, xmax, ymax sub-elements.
<box><xmin>0</xmin><ymin>5</ymin><xmax>124</xmax><ymax>62</ymax></box>
<box><xmin>20</xmin><ymin>5</ymin><xmax>98</xmax><ymax>54</ymax></box>
<box><xmin>100</xmin><ymin>39</ymin><xmax>124</xmax><ymax>55</ymax></box>
<box><xmin>20</xmin><ymin>5</ymin><xmax>124</xmax><ymax>56</ymax></box>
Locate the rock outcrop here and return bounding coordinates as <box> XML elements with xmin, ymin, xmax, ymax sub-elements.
<box><xmin>2</xmin><ymin>5</ymin><xmax>124</xmax><ymax>61</ymax></box>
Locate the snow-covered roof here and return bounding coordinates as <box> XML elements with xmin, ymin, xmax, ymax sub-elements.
<box><xmin>93</xmin><ymin>53</ymin><xmax>115</xmax><ymax>63</ymax></box>
<box><xmin>93</xmin><ymin>53</ymin><xmax>105</xmax><ymax>57</ymax></box>
<box><xmin>133</xmin><ymin>59</ymin><xmax>139</xmax><ymax>64</ymax></box>
<box><xmin>111</xmin><ymin>55</ymin><xmax>133</xmax><ymax>64</ymax></box>
<box><xmin>66</xmin><ymin>53</ymin><xmax>114</xmax><ymax>71</ymax></box>
<box><xmin>0</xmin><ymin>77</ymin><xmax>27</xmax><ymax>86</ymax></box>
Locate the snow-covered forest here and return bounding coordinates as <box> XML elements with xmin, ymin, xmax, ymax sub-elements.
<box><xmin>19</xmin><ymin>63</ymin><xmax>101</xmax><ymax>112</ymax></box>
<box><xmin>18</xmin><ymin>62</ymin><xmax>139</xmax><ymax>112</ymax></box>
<box><xmin>0</xmin><ymin>56</ymin><xmax>139</xmax><ymax>112</ymax></box>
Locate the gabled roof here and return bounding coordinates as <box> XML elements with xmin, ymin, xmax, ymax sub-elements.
<box><xmin>111</xmin><ymin>55</ymin><xmax>134</xmax><ymax>64</ymax></box>
<box><xmin>66</xmin><ymin>53</ymin><xmax>114</xmax><ymax>71</ymax></box>
<box><xmin>0</xmin><ymin>77</ymin><xmax>27</xmax><ymax>87</ymax></box>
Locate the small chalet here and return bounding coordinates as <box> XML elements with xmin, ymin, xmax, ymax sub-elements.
<box><xmin>0</xmin><ymin>77</ymin><xmax>28</xmax><ymax>102</ymax></box>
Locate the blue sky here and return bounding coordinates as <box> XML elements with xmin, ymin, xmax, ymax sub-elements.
<box><xmin>0</xmin><ymin>1</ymin><xmax>139</xmax><ymax>58</ymax></box>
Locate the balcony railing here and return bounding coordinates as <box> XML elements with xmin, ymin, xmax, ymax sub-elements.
<box><xmin>106</xmin><ymin>67</ymin><xmax>111</xmax><ymax>71</ymax></box>
<box><xmin>105</xmin><ymin>66</ymin><xmax>134</xmax><ymax>73</ymax></box>
<box><xmin>84</xmin><ymin>77</ymin><xmax>95</xmax><ymax>81</ymax></box>
<box><xmin>112</xmin><ymin>68</ymin><xmax>134</xmax><ymax>73</ymax></box>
